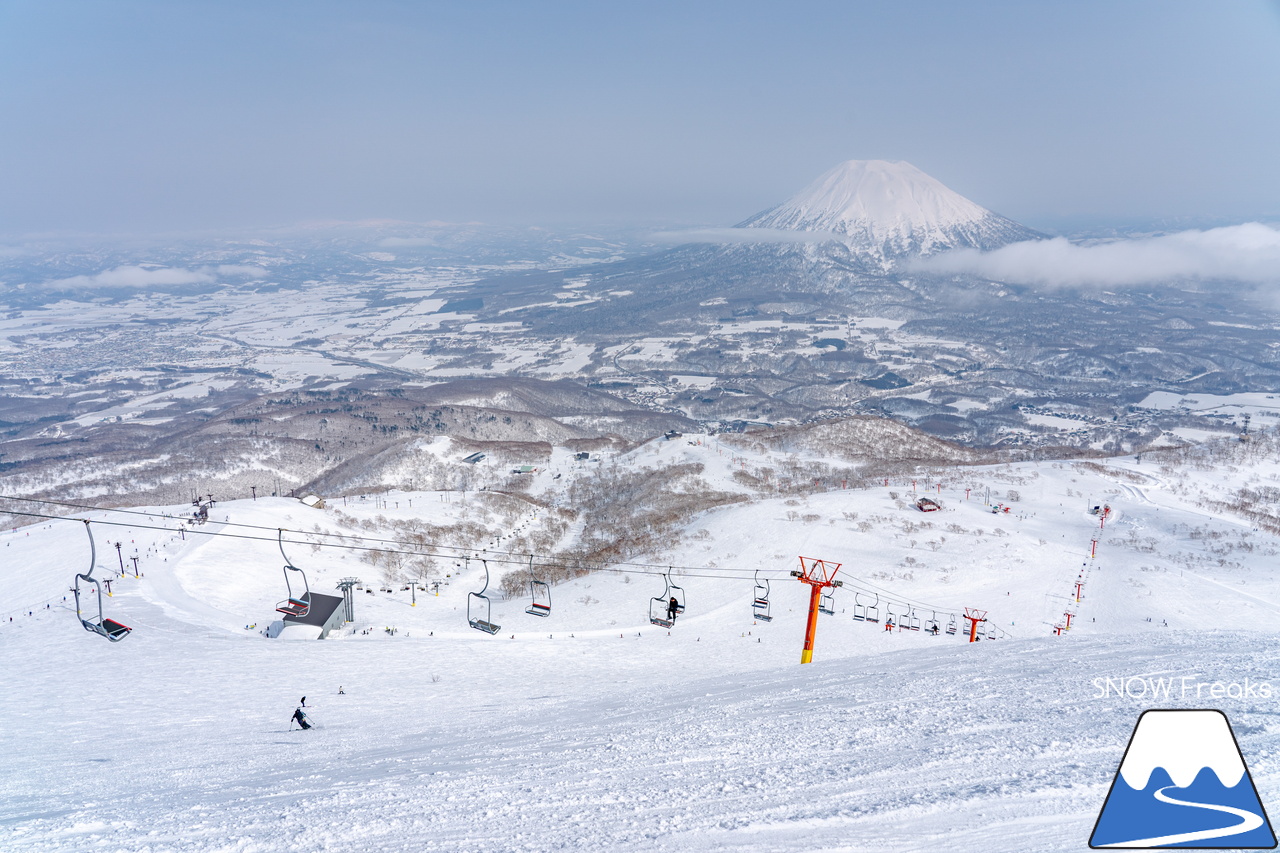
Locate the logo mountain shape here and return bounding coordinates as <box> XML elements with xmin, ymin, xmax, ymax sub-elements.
<box><xmin>1091</xmin><ymin>709</ymin><xmax>1276</xmax><ymax>849</ymax></box>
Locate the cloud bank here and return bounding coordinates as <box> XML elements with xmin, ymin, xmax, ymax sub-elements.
<box><xmin>648</xmin><ymin>227</ymin><xmax>842</xmax><ymax>245</ymax></box>
<box><xmin>44</xmin><ymin>264</ymin><xmax>263</xmax><ymax>290</ymax></box>
<box><xmin>912</xmin><ymin>223</ymin><xmax>1280</xmax><ymax>288</ymax></box>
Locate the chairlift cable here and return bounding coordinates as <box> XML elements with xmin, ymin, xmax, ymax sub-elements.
<box><xmin>0</xmin><ymin>506</ymin><xmax>989</xmax><ymax>624</ymax></box>
<box><xmin>0</xmin><ymin>495</ymin><xmax>766</xmax><ymax>575</ymax></box>
<box><xmin>0</xmin><ymin>505</ymin><xmax>766</xmax><ymax>579</ymax></box>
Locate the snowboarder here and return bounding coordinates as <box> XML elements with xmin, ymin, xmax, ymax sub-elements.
<box><xmin>338</xmin><ymin>686</ymin><xmax>345</xmax><ymax>695</ymax></box>
<box><xmin>300</xmin><ymin>696</ymin><xmax>306</xmax><ymax>707</ymax></box>
<box><xmin>292</xmin><ymin>707</ymin><xmax>311</xmax><ymax>730</ymax></box>
<box><xmin>667</xmin><ymin>596</ymin><xmax>679</xmax><ymax>622</ymax></box>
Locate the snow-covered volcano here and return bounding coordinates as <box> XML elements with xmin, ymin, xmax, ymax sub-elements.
<box><xmin>737</xmin><ymin>159</ymin><xmax>1041</xmax><ymax>267</ymax></box>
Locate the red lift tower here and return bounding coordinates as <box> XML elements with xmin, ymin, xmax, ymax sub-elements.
<box><xmin>791</xmin><ymin>557</ymin><xmax>843</xmax><ymax>664</ymax></box>
<box><xmin>963</xmin><ymin>607</ymin><xmax>987</xmax><ymax>643</ymax></box>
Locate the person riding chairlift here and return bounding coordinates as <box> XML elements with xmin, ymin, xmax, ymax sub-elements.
<box><xmin>667</xmin><ymin>596</ymin><xmax>679</xmax><ymax>622</ymax></box>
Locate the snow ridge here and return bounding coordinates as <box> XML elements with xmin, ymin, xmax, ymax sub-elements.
<box><xmin>737</xmin><ymin>159</ymin><xmax>1041</xmax><ymax>267</ymax></box>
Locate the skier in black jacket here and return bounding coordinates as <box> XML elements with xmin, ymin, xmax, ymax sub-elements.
<box><xmin>292</xmin><ymin>707</ymin><xmax>312</xmax><ymax>730</ymax></box>
<box><xmin>667</xmin><ymin>596</ymin><xmax>679</xmax><ymax>622</ymax></box>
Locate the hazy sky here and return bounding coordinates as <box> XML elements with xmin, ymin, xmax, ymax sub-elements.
<box><xmin>2</xmin><ymin>1</ymin><xmax>1279</xmax><ymax>236</ymax></box>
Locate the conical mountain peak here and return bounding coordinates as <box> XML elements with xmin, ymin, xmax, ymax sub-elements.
<box><xmin>737</xmin><ymin>159</ymin><xmax>1041</xmax><ymax>266</ymax></box>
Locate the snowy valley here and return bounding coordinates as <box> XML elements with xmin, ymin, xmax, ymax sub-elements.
<box><xmin>5</xmin><ymin>424</ymin><xmax>1280</xmax><ymax>851</ymax></box>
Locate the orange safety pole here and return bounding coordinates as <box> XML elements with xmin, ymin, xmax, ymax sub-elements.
<box><xmin>968</xmin><ymin>616</ymin><xmax>978</xmax><ymax>643</ymax></box>
<box><xmin>800</xmin><ymin>584</ymin><xmax>823</xmax><ymax>664</ymax></box>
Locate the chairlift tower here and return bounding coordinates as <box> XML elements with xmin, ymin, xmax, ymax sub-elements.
<box><xmin>337</xmin><ymin>577</ymin><xmax>361</xmax><ymax>624</ymax></box>
<box><xmin>790</xmin><ymin>556</ymin><xmax>843</xmax><ymax>664</ymax></box>
<box><xmin>963</xmin><ymin>607</ymin><xmax>987</xmax><ymax>643</ymax></box>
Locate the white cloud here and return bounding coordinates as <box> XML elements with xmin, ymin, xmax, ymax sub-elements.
<box><xmin>911</xmin><ymin>223</ymin><xmax>1280</xmax><ymax>288</ymax></box>
<box><xmin>648</xmin><ymin>227</ymin><xmax>842</xmax><ymax>245</ymax></box>
<box><xmin>44</xmin><ymin>264</ymin><xmax>264</xmax><ymax>289</ymax></box>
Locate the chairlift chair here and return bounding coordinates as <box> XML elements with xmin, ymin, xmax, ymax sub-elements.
<box><xmin>467</xmin><ymin>558</ymin><xmax>501</xmax><ymax>635</ymax></box>
<box><xmin>853</xmin><ymin>592</ymin><xmax>878</xmax><ymax>622</ymax></box>
<box><xmin>525</xmin><ymin>555</ymin><xmax>551</xmax><ymax>618</ymax></box>
<box><xmin>926</xmin><ymin>611</ymin><xmax>940</xmax><ymax>635</ymax></box>
<box><xmin>275</xmin><ymin>530</ymin><xmax>312</xmax><ymax>618</ymax></box>
<box><xmin>946</xmin><ymin>613</ymin><xmax>958</xmax><ymax>635</ymax></box>
<box><xmin>865</xmin><ymin>595</ymin><xmax>881</xmax><ymax>624</ymax></box>
<box><xmin>649</xmin><ymin>570</ymin><xmax>685</xmax><ymax>628</ymax></box>
<box><xmin>886</xmin><ymin>602</ymin><xmax>903</xmax><ymax>630</ymax></box>
<box><xmin>818</xmin><ymin>589</ymin><xmax>835</xmax><ymax>616</ymax></box>
<box><xmin>752</xmin><ymin>569</ymin><xmax>772</xmax><ymax>622</ymax></box>
<box><xmin>72</xmin><ymin>521</ymin><xmax>131</xmax><ymax>642</ymax></box>
<box><xmin>669</xmin><ymin>570</ymin><xmax>686</xmax><ymax>616</ymax></box>
<box><xmin>905</xmin><ymin>608</ymin><xmax>922</xmax><ymax>631</ymax></box>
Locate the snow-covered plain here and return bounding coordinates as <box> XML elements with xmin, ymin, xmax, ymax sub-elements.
<box><xmin>5</xmin><ymin>443</ymin><xmax>1280</xmax><ymax>852</ymax></box>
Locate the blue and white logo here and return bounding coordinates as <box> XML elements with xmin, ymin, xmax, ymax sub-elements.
<box><xmin>1091</xmin><ymin>709</ymin><xmax>1276</xmax><ymax>848</ymax></box>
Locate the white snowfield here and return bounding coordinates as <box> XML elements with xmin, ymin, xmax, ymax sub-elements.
<box><xmin>4</xmin><ymin>445</ymin><xmax>1280</xmax><ymax>851</ymax></box>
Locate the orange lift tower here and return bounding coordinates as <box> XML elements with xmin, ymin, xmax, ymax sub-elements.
<box><xmin>791</xmin><ymin>556</ymin><xmax>843</xmax><ymax>664</ymax></box>
<box><xmin>963</xmin><ymin>607</ymin><xmax>987</xmax><ymax>643</ymax></box>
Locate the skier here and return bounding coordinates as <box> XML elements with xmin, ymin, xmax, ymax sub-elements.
<box><xmin>300</xmin><ymin>696</ymin><xmax>306</xmax><ymax>707</ymax></box>
<box><xmin>292</xmin><ymin>707</ymin><xmax>311</xmax><ymax>730</ymax></box>
<box><xmin>667</xmin><ymin>596</ymin><xmax>679</xmax><ymax>622</ymax></box>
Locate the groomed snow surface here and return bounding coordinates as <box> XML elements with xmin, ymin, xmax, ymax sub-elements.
<box><xmin>4</xmin><ymin>450</ymin><xmax>1280</xmax><ymax>852</ymax></box>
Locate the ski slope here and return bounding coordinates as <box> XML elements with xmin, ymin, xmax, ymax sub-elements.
<box><xmin>4</xmin><ymin>443</ymin><xmax>1280</xmax><ymax>851</ymax></box>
